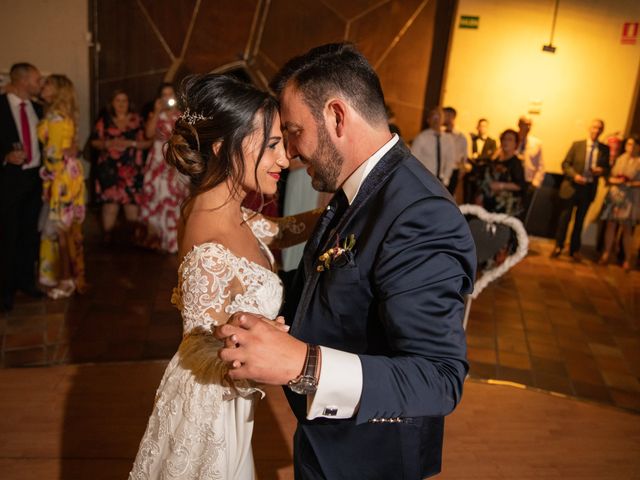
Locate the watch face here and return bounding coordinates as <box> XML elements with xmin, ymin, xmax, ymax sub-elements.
<box><xmin>289</xmin><ymin>376</ymin><xmax>318</xmax><ymax>395</ymax></box>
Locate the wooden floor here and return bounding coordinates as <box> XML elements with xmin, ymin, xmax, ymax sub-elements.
<box><xmin>0</xmin><ymin>361</ymin><xmax>639</xmax><ymax>479</ymax></box>
<box><xmin>4</xmin><ymin>227</ymin><xmax>639</xmax><ymax>412</ymax></box>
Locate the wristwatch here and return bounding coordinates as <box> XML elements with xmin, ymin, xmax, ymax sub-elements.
<box><xmin>288</xmin><ymin>344</ymin><xmax>321</xmax><ymax>395</ymax></box>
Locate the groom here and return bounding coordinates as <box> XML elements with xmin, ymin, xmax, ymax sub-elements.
<box><xmin>216</xmin><ymin>43</ymin><xmax>476</xmax><ymax>479</ymax></box>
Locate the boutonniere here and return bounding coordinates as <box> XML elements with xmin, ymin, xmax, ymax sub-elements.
<box><xmin>317</xmin><ymin>234</ymin><xmax>356</xmax><ymax>272</ymax></box>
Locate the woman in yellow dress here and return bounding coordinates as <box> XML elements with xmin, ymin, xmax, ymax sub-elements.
<box><xmin>38</xmin><ymin>74</ymin><xmax>86</xmax><ymax>298</ymax></box>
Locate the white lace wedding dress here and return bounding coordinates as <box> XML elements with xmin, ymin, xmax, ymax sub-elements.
<box><xmin>129</xmin><ymin>210</ymin><xmax>282</xmax><ymax>479</ymax></box>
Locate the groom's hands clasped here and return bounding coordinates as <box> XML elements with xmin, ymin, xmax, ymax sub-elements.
<box><xmin>214</xmin><ymin>313</ymin><xmax>308</xmax><ymax>385</ymax></box>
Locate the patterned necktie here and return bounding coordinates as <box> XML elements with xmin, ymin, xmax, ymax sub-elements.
<box><xmin>19</xmin><ymin>102</ymin><xmax>33</xmax><ymax>165</ymax></box>
<box><xmin>585</xmin><ymin>142</ymin><xmax>596</xmax><ymax>173</ymax></box>
<box><xmin>303</xmin><ymin>189</ymin><xmax>348</xmax><ymax>274</ymax></box>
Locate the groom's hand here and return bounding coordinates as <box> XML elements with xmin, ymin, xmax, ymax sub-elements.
<box><xmin>214</xmin><ymin>313</ymin><xmax>307</xmax><ymax>385</ymax></box>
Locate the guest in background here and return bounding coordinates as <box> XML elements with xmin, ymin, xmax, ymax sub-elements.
<box><xmin>517</xmin><ymin>115</ymin><xmax>544</xmax><ymax>216</ymax></box>
<box><xmin>479</xmin><ymin>129</ymin><xmax>525</xmax><ymax>216</ymax></box>
<box><xmin>551</xmin><ymin>119</ymin><xmax>610</xmax><ymax>261</ymax></box>
<box><xmin>599</xmin><ymin>135</ymin><xmax>640</xmax><ymax>270</ymax></box>
<box><xmin>411</xmin><ymin>106</ymin><xmax>456</xmax><ymax>189</ymax></box>
<box><xmin>280</xmin><ymin>156</ymin><xmax>319</xmax><ymax>273</ymax></box>
<box><xmin>0</xmin><ymin>63</ymin><xmax>44</xmax><ymax>312</ymax></box>
<box><xmin>465</xmin><ymin>118</ymin><xmax>497</xmax><ymax>203</ymax></box>
<box><xmin>90</xmin><ymin>90</ymin><xmax>151</xmax><ymax>243</ymax></box>
<box><xmin>37</xmin><ymin>75</ymin><xmax>86</xmax><ymax>297</ymax></box>
<box><xmin>137</xmin><ymin>82</ymin><xmax>186</xmax><ymax>253</ymax></box>
<box><xmin>442</xmin><ymin>106</ymin><xmax>468</xmax><ymax>198</ymax></box>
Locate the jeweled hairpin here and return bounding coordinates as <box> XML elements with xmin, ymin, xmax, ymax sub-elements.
<box><xmin>180</xmin><ymin>108</ymin><xmax>211</xmax><ymax>125</ymax></box>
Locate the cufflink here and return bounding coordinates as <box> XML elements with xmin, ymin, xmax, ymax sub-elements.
<box><xmin>323</xmin><ymin>407</ymin><xmax>338</xmax><ymax>416</ymax></box>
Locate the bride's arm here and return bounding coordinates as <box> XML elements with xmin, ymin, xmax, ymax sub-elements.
<box><xmin>249</xmin><ymin>208</ymin><xmax>324</xmax><ymax>249</ymax></box>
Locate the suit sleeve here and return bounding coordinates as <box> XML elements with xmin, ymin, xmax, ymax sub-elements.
<box><xmin>562</xmin><ymin>143</ymin><xmax>578</xmax><ymax>178</ymax></box>
<box><xmin>355</xmin><ymin>196</ymin><xmax>476</xmax><ymax>424</ymax></box>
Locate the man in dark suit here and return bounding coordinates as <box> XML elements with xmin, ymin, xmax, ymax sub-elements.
<box><xmin>216</xmin><ymin>43</ymin><xmax>476</xmax><ymax>479</ymax></box>
<box><xmin>464</xmin><ymin>118</ymin><xmax>497</xmax><ymax>203</ymax></box>
<box><xmin>551</xmin><ymin>119</ymin><xmax>610</xmax><ymax>261</ymax></box>
<box><xmin>0</xmin><ymin>63</ymin><xmax>44</xmax><ymax>311</ymax></box>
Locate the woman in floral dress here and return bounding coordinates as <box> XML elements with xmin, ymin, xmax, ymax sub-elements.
<box><xmin>599</xmin><ymin>135</ymin><xmax>640</xmax><ymax>270</ymax></box>
<box><xmin>37</xmin><ymin>74</ymin><xmax>86</xmax><ymax>297</ymax></box>
<box><xmin>90</xmin><ymin>90</ymin><xmax>151</xmax><ymax>242</ymax></box>
<box><xmin>138</xmin><ymin>83</ymin><xmax>187</xmax><ymax>253</ymax></box>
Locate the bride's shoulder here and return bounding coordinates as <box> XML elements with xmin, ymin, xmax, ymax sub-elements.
<box><xmin>179</xmin><ymin>241</ymin><xmax>233</xmax><ymax>269</ymax></box>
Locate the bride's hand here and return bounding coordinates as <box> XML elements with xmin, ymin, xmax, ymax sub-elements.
<box><xmin>265</xmin><ymin>315</ymin><xmax>290</xmax><ymax>333</ymax></box>
<box><xmin>219</xmin><ymin>313</ymin><xmax>289</xmax><ymax>355</ymax></box>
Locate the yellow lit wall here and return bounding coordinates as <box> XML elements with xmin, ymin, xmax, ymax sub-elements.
<box><xmin>442</xmin><ymin>0</ymin><xmax>640</xmax><ymax>172</ymax></box>
<box><xmin>0</xmin><ymin>0</ymin><xmax>90</xmax><ymax>145</ymax></box>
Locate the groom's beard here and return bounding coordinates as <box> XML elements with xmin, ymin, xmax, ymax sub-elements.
<box><xmin>303</xmin><ymin>123</ymin><xmax>344</xmax><ymax>193</ymax></box>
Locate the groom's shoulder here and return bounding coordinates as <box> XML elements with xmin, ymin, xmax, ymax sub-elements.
<box><xmin>383</xmin><ymin>151</ymin><xmax>453</xmax><ymax>203</ymax></box>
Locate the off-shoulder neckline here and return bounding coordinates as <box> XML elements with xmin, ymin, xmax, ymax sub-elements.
<box><xmin>180</xmin><ymin>241</ymin><xmax>276</xmax><ymax>275</ymax></box>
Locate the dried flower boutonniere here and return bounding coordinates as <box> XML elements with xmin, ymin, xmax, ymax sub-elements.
<box><xmin>317</xmin><ymin>234</ymin><xmax>356</xmax><ymax>272</ymax></box>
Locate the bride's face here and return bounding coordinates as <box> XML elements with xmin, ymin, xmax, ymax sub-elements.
<box><xmin>242</xmin><ymin>111</ymin><xmax>288</xmax><ymax>195</ymax></box>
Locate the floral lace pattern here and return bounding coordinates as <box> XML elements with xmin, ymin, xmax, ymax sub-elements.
<box><xmin>130</xmin><ymin>211</ymin><xmax>283</xmax><ymax>479</ymax></box>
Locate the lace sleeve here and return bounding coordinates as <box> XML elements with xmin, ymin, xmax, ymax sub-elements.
<box><xmin>241</xmin><ymin>206</ymin><xmax>323</xmax><ymax>249</ymax></box>
<box><xmin>177</xmin><ymin>243</ymin><xmax>242</xmax><ymax>335</ymax></box>
<box><xmin>241</xmin><ymin>207</ymin><xmax>278</xmax><ymax>241</ymax></box>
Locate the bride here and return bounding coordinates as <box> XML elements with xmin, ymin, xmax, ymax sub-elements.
<box><xmin>129</xmin><ymin>74</ymin><xmax>319</xmax><ymax>479</ymax></box>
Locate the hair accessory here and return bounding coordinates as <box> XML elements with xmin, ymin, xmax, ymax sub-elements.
<box><xmin>180</xmin><ymin>108</ymin><xmax>211</xmax><ymax>125</ymax></box>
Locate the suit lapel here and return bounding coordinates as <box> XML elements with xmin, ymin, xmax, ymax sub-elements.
<box><xmin>574</xmin><ymin>140</ymin><xmax>587</xmax><ymax>173</ymax></box>
<box><xmin>0</xmin><ymin>95</ymin><xmax>21</xmax><ymax>144</ymax></box>
<box><xmin>290</xmin><ymin>140</ymin><xmax>411</xmax><ymax>335</ymax></box>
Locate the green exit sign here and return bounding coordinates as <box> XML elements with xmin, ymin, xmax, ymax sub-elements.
<box><xmin>459</xmin><ymin>15</ymin><xmax>479</xmax><ymax>29</ymax></box>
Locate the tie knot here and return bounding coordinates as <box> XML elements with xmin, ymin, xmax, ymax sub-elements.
<box><xmin>330</xmin><ymin>189</ymin><xmax>348</xmax><ymax>214</ymax></box>
<box><xmin>20</xmin><ymin>101</ymin><xmax>26</xmax><ymax>108</ymax></box>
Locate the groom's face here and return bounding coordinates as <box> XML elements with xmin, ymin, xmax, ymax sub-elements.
<box><xmin>280</xmin><ymin>84</ymin><xmax>344</xmax><ymax>193</ymax></box>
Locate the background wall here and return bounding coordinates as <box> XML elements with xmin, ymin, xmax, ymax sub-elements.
<box><xmin>0</xmin><ymin>0</ymin><xmax>91</xmax><ymax>146</ymax></box>
<box><xmin>91</xmin><ymin>0</ymin><xmax>455</xmax><ymax>142</ymax></box>
<box><xmin>443</xmin><ymin>0</ymin><xmax>640</xmax><ymax>172</ymax></box>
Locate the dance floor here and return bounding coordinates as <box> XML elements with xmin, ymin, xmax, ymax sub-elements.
<box><xmin>2</xmin><ymin>211</ymin><xmax>638</xmax><ymax>413</ymax></box>
<box><xmin>0</xmin><ymin>362</ymin><xmax>638</xmax><ymax>479</ymax></box>
<box><xmin>1</xmin><ymin>212</ymin><xmax>639</xmax><ymax>478</ymax></box>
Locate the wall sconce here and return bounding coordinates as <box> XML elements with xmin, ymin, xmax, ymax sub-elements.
<box><xmin>542</xmin><ymin>0</ymin><xmax>560</xmax><ymax>53</ymax></box>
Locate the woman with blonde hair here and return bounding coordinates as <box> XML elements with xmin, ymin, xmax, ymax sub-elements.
<box><xmin>38</xmin><ymin>74</ymin><xmax>86</xmax><ymax>297</ymax></box>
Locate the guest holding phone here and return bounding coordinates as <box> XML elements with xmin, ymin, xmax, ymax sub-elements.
<box><xmin>138</xmin><ymin>82</ymin><xmax>187</xmax><ymax>253</ymax></box>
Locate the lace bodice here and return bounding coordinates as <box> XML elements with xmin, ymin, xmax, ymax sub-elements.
<box><xmin>172</xmin><ymin>209</ymin><xmax>283</xmax><ymax>335</ymax></box>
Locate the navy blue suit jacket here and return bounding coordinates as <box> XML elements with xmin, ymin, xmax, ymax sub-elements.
<box><xmin>282</xmin><ymin>140</ymin><xmax>476</xmax><ymax>479</ymax></box>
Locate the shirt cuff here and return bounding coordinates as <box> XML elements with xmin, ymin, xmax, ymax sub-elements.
<box><xmin>306</xmin><ymin>346</ymin><xmax>363</xmax><ymax>420</ymax></box>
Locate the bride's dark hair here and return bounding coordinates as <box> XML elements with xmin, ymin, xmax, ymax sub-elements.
<box><xmin>166</xmin><ymin>74</ymin><xmax>279</xmax><ymax>207</ymax></box>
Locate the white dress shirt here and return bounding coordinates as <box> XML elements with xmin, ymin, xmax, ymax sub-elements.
<box><xmin>410</xmin><ymin>128</ymin><xmax>456</xmax><ymax>186</ymax></box>
<box><xmin>7</xmin><ymin>92</ymin><xmax>41</xmax><ymax>169</ymax></box>
<box><xmin>306</xmin><ymin>133</ymin><xmax>399</xmax><ymax>420</ymax></box>
<box><xmin>518</xmin><ymin>134</ymin><xmax>544</xmax><ymax>187</ymax></box>
<box><xmin>447</xmin><ymin>128</ymin><xmax>468</xmax><ymax>169</ymax></box>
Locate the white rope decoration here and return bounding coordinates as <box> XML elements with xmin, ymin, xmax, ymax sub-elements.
<box><xmin>459</xmin><ymin>204</ymin><xmax>529</xmax><ymax>299</ymax></box>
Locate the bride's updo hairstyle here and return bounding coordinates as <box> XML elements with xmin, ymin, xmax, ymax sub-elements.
<box><xmin>166</xmin><ymin>73</ymin><xmax>279</xmax><ymax>203</ymax></box>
